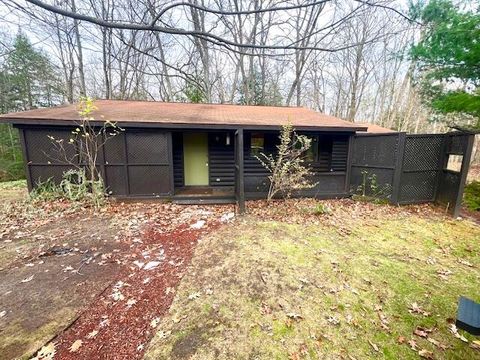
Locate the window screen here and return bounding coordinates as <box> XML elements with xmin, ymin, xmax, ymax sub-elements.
<box><xmin>250</xmin><ymin>133</ymin><xmax>264</xmax><ymax>156</ymax></box>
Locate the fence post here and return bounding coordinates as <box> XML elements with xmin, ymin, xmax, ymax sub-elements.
<box><xmin>18</xmin><ymin>127</ymin><xmax>33</xmax><ymax>192</ymax></box>
<box><xmin>390</xmin><ymin>132</ymin><xmax>407</xmax><ymax>204</ymax></box>
<box><xmin>451</xmin><ymin>134</ymin><xmax>475</xmax><ymax>217</ymax></box>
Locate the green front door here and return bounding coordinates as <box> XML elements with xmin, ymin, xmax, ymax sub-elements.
<box><xmin>183</xmin><ymin>133</ymin><xmax>209</xmax><ymax>186</ymax></box>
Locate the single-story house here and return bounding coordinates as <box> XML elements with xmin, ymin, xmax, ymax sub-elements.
<box><xmin>0</xmin><ymin>100</ymin><xmax>474</xmax><ymax>216</ymax></box>
<box><xmin>0</xmin><ymin>101</ymin><xmax>367</xmax><ymax>203</ymax></box>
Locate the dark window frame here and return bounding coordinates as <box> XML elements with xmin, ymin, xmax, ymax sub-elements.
<box><xmin>250</xmin><ymin>132</ymin><xmax>265</xmax><ymax>157</ymax></box>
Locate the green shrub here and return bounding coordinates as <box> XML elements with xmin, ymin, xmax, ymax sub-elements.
<box><xmin>312</xmin><ymin>203</ymin><xmax>332</xmax><ymax>215</ymax></box>
<box><xmin>464</xmin><ymin>181</ymin><xmax>480</xmax><ymax>211</ymax></box>
<box><xmin>30</xmin><ymin>169</ymin><xmax>106</xmax><ymax>207</ymax></box>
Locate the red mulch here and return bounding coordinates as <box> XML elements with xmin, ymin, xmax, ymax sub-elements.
<box><xmin>50</xmin><ymin>221</ymin><xmax>220</xmax><ymax>359</ymax></box>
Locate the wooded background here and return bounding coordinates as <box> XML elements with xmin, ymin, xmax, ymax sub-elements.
<box><xmin>0</xmin><ymin>0</ymin><xmax>478</xmax><ymax>181</ymax></box>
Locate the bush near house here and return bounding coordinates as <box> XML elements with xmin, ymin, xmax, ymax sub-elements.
<box><xmin>464</xmin><ymin>181</ymin><xmax>480</xmax><ymax>211</ymax></box>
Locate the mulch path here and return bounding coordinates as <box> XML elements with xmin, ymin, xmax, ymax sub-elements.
<box><xmin>45</xmin><ymin>218</ymin><xmax>223</xmax><ymax>359</ymax></box>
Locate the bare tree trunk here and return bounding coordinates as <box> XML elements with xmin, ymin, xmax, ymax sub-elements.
<box><xmin>70</xmin><ymin>0</ymin><xmax>86</xmax><ymax>96</ymax></box>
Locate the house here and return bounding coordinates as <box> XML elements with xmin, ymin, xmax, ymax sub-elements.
<box><xmin>0</xmin><ymin>100</ymin><xmax>474</xmax><ymax>216</ymax></box>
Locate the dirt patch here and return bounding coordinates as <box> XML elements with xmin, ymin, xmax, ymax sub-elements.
<box><xmin>0</xmin><ymin>214</ymin><xmax>127</xmax><ymax>360</ymax></box>
<box><xmin>50</xmin><ymin>223</ymin><xmax>223</xmax><ymax>360</ymax></box>
<box><xmin>0</xmin><ymin>198</ymin><xmax>235</xmax><ymax>359</ymax></box>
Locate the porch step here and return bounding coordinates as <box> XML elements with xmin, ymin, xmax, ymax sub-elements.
<box><xmin>173</xmin><ymin>198</ymin><xmax>236</xmax><ymax>205</ymax></box>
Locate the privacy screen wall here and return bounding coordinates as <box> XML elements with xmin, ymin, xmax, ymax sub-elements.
<box><xmin>17</xmin><ymin>125</ymin><xmax>474</xmax><ymax>216</ymax></box>
<box><xmin>350</xmin><ymin>131</ymin><xmax>475</xmax><ymax>216</ymax></box>
<box><xmin>20</xmin><ymin>127</ymin><xmax>174</xmax><ymax>197</ymax></box>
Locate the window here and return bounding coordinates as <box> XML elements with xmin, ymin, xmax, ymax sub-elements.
<box><xmin>446</xmin><ymin>154</ymin><xmax>463</xmax><ymax>172</ymax></box>
<box><xmin>303</xmin><ymin>136</ymin><xmax>318</xmax><ymax>162</ymax></box>
<box><xmin>250</xmin><ymin>133</ymin><xmax>264</xmax><ymax>157</ymax></box>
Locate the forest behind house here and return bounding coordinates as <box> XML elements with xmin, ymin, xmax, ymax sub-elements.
<box><xmin>0</xmin><ymin>0</ymin><xmax>478</xmax><ymax>181</ymax></box>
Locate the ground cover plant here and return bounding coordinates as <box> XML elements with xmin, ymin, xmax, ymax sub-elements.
<box><xmin>146</xmin><ymin>199</ymin><xmax>480</xmax><ymax>359</ymax></box>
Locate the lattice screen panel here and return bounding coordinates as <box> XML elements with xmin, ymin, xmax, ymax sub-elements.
<box><xmin>25</xmin><ymin>129</ymin><xmax>77</xmax><ymax>164</ymax></box>
<box><xmin>402</xmin><ymin>136</ymin><xmax>443</xmax><ymax>171</ymax></box>
<box><xmin>398</xmin><ymin>171</ymin><xmax>437</xmax><ymax>203</ymax></box>
<box><xmin>128</xmin><ymin>165</ymin><xmax>171</xmax><ymax>195</ymax></box>
<box><xmin>352</xmin><ymin>135</ymin><xmax>398</xmax><ymax>167</ymax></box>
<box><xmin>436</xmin><ymin>171</ymin><xmax>460</xmax><ymax>207</ymax></box>
<box><xmin>126</xmin><ymin>132</ymin><xmax>169</xmax><ymax>164</ymax></box>
<box><xmin>104</xmin><ymin>133</ymin><xmax>126</xmax><ymax>164</ymax></box>
<box><xmin>105</xmin><ymin>166</ymin><xmax>127</xmax><ymax>195</ymax></box>
<box><xmin>447</xmin><ymin>134</ymin><xmax>467</xmax><ymax>155</ymax></box>
<box><xmin>29</xmin><ymin>165</ymin><xmax>73</xmax><ymax>185</ymax></box>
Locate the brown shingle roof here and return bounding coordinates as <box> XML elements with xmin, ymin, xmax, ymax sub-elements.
<box><xmin>355</xmin><ymin>122</ymin><xmax>395</xmax><ymax>133</ymax></box>
<box><xmin>0</xmin><ymin>100</ymin><xmax>366</xmax><ymax>131</ymax></box>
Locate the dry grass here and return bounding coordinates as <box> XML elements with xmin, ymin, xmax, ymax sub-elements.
<box><xmin>145</xmin><ymin>200</ymin><xmax>480</xmax><ymax>360</ymax></box>
<box><xmin>0</xmin><ymin>180</ymin><xmax>27</xmax><ymax>203</ymax></box>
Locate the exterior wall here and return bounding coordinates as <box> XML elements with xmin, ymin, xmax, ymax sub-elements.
<box><xmin>243</xmin><ymin>130</ymin><xmax>350</xmax><ymax>198</ymax></box>
<box><xmin>350</xmin><ymin>131</ymin><xmax>475</xmax><ymax>217</ymax></box>
<box><xmin>18</xmin><ymin>125</ymin><xmax>174</xmax><ymax>197</ymax></box>
<box><xmin>19</xmin><ymin>125</ymin><xmax>352</xmax><ymax>200</ymax></box>
<box><xmin>15</xmin><ymin>124</ymin><xmax>475</xmax><ymax>216</ymax></box>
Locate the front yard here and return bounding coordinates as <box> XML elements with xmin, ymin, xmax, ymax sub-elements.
<box><xmin>145</xmin><ymin>201</ymin><xmax>480</xmax><ymax>359</ymax></box>
<box><xmin>0</xmin><ymin>181</ymin><xmax>479</xmax><ymax>359</ymax></box>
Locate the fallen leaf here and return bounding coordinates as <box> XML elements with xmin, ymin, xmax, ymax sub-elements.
<box><xmin>21</xmin><ymin>275</ymin><xmax>34</xmax><ymax>283</ymax></box>
<box><xmin>150</xmin><ymin>317</ymin><xmax>160</xmax><ymax>328</ymax></box>
<box><xmin>368</xmin><ymin>340</ymin><xmax>379</xmax><ymax>352</ymax></box>
<box><xmin>32</xmin><ymin>343</ymin><xmax>56</xmax><ymax>360</ymax></box>
<box><xmin>86</xmin><ymin>330</ymin><xmax>98</xmax><ymax>339</ymax></box>
<box><xmin>144</xmin><ymin>261</ymin><xmax>161</xmax><ymax>270</ymax></box>
<box><xmin>397</xmin><ymin>336</ymin><xmax>406</xmax><ymax>344</ymax></box>
<box><xmin>414</xmin><ymin>326</ymin><xmax>433</xmax><ymax>338</ymax></box>
<box><xmin>449</xmin><ymin>324</ymin><xmax>468</xmax><ymax>343</ymax></box>
<box><xmin>409</xmin><ymin>302</ymin><xmax>431</xmax><ymax>316</ymax></box>
<box><xmin>188</xmin><ymin>292</ymin><xmax>201</xmax><ymax>300</ymax></box>
<box><xmin>418</xmin><ymin>349</ymin><xmax>434</xmax><ymax>359</ymax></box>
<box><xmin>427</xmin><ymin>337</ymin><xmax>447</xmax><ymax>350</ymax></box>
<box><xmin>471</xmin><ymin>340</ymin><xmax>480</xmax><ymax>351</ymax></box>
<box><xmin>157</xmin><ymin>330</ymin><xmax>171</xmax><ymax>339</ymax></box>
<box><xmin>287</xmin><ymin>312</ymin><xmax>304</xmax><ymax>321</ymax></box>
<box><xmin>190</xmin><ymin>220</ymin><xmax>206</xmax><ymax>229</ymax></box>
<box><xmin>69</xmin><ymin>339</ymin><xmax>82</xmax><ymax>353</ymax></box>
<box><xmin>458</xmin><ymin>259</ymin><xmax>473</xmax><ymax>267</ymax></box>
<box><xmin>408</xmin><ymin>339</ymin><xmax>418</xmax><ymax>351</ymax></box>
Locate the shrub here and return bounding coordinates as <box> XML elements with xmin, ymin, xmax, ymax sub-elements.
<box><xmin>311</xmin><ymin>203</ymin><xmax>332</xmax><ymax>215</ymax></box>
<box><xmin>464</xmin><ymin>181</ymin><xmax>480</xmax><ymax>211</ymax></box>
<box><xmin>354</xmin><ymin>170</ymin><xmax>391</xmax><ymax>204</ymax></box>
<box><xmin>30</xmin><ymin>168</ymin><xmax>106</xmax><ymax>207</ymax></box>
<box><xmin>255</xmin><ymin>123</ymin><xmax>316</xmax><ymax>201</ymax></box>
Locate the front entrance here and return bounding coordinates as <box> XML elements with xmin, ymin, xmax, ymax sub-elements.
<box><xmin>183</xmin><ymin>133</ymin><xmax>209</xmax><ymax>186</ymax></box>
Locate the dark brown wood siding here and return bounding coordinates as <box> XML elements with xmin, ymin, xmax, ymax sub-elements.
<box><xmin>243</xmin><ymin>131</ymin><xmax>349</xmax><ymax>196</ymax></box>
<box><xmin>208</xmin><ymin>132</ymin><xmax>235</xmax><ymax>187</ymax></box>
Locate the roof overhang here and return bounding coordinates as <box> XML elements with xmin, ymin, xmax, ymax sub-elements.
<box><xmin>6</xmin><ymin>118</ymin><xmax>365</xmax><ymax>132</ymax></box>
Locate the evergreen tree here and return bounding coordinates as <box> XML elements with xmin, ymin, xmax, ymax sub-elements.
<box><xmin>411</xmin><ymin>0</ymin><xmax>480</xmax><ymax>128</ymax></box>
<box><xmin>0</xmin><ymin>33</ymin><xmax>64</xmax><ymax>181</ymax></box>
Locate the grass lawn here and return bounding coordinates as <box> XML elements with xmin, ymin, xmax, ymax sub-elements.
<box><xmin>145</xmin><ymin>200</ymin><xmax>480</xmax><ymax>359</ymax></box>
<box><xmin>0</xmin><ymin>179</ymin><xmax>27</xmax><ymax>202</ymax></box>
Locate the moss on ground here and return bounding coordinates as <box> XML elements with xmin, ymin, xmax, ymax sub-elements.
<box><xmin>145</xmin><ymin>204</ymin><xmax>480</xmax><ymax>360</ymax></box>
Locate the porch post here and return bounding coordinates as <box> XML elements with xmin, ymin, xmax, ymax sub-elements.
<box><xmin>235</xmin><ymin>128</ymin><xmax>245</xmax><ymax>214</ymax></box>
